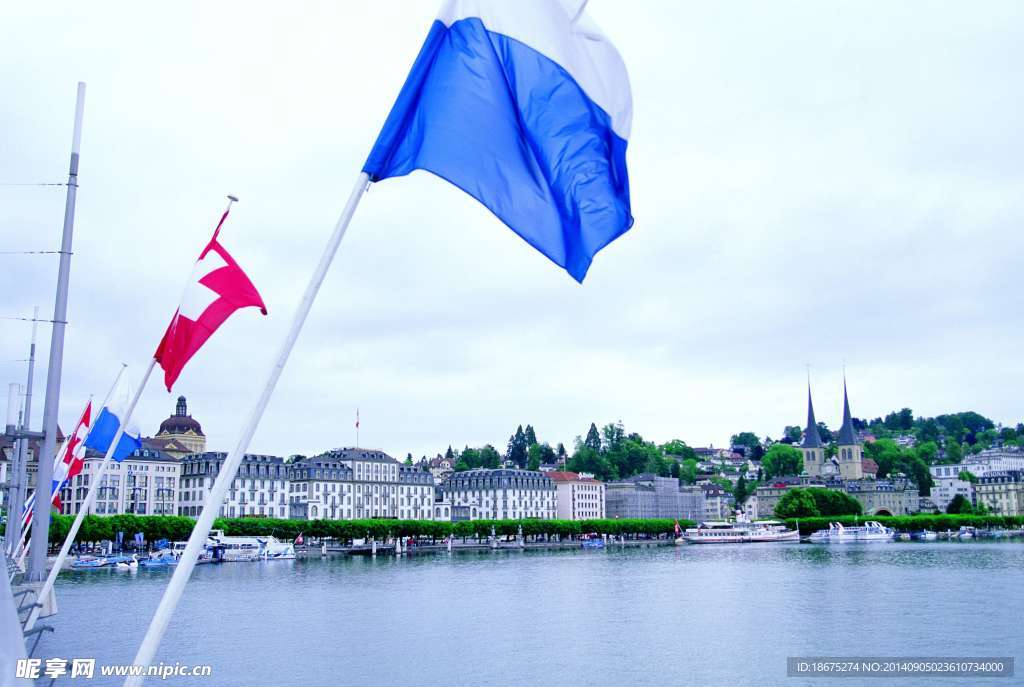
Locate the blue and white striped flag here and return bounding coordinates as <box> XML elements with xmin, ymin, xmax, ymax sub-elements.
<box><xmin>84</xmin><ymin>374</ymin><xmax>142</xmax><ymax>462</ymax></box>
<box><xmin>364</xmin><ymin>0</ymin><xmax>633</xmax><ymax>282</ymax></box>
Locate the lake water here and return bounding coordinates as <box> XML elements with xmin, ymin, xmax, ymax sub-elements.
<box><xmin>38</xmin><ymin>542</ymin><xmax>1024</xmax><ymax>686</ymax></box>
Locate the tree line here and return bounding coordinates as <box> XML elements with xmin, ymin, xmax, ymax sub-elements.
<box><xmin>29</xmin><ymin>515</ymin><xmax>698</xmax><ymax>546</ymax></box>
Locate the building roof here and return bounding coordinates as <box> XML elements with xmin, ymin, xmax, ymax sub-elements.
<box><xmin>862</xmin><ymin>457</ymin><xmax>879</xmax><ymax>475</ymax></box>
<box><xmin>157</xmin><ymin>396</ymin><xmax>204</xmax><ymax>436</ymax></box>
<box><xmin>801</xmin><ymin>385</ymin><xmax>823</xmax><ymax>449</ymax></box>
<box><xmin>319</xmin><ymin>447</ymin><xmax>399</xmax><ymax>464</ymax></box>
<box><xmin>837</xmin><ymin>380</ymin><xmax>859</xmax><ymax>445</ymax></box>
<box><xmin>84</xmin><ymin>446</ymin><xmax>177</xmax><ymax>462</ymax></box>
<box><xmin>546</xmin><ymin>471</ymin><xmax>601</xmax><ymax>484</ymax></box>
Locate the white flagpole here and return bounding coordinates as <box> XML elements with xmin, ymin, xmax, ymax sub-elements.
<box><xmin>126</xmin><ymin>172</ymin><xmax>370</xmax><ymax>685</ymax></box>
<box><xmin>25</xmin><ymin>360</ymin><xmax>153</xmax><ymax>631</ymax></box>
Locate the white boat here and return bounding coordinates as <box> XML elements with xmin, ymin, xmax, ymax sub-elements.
<box><xmin>808</xmin><ymin>521</ymin><xmax>895</xmax><ymax>543</ymax></box>
<box><xmin>684</xmin><ymin>515</ymin><xmax>800</xmax><ymax>544</ymax></box>
<box><xmin>747</xmin><ymin>520</ymin><xmax>801</xmax><ymax>542</ymax></box>
<box><xmin>683</xmin><ymin>521</ymin><xmax>750</xmax><ymax>544</ymax></box>
<box><xmin>207</xmin><ymin>531</ymin><xmax>295</xmax><ymax>561</ymax></box>
<box><xmin>956</xmin><ymin>526</ymin><xmax>975</xmax><ymax>540</ymax></box>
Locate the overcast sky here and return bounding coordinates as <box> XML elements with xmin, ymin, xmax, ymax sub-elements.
<box><xmin>2</xmin><ymin>1</ymin><xmax>1022</xmax><ymax>462</ymax></box>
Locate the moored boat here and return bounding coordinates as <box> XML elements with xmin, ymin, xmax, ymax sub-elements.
<box><xmin>807</xmin><ymin>521</ymin><xmax>895</xmax><ymax>543</ymax></box>
<box><xmin>909</xmin><ymin>530</ymin><xmax>937</xmax><ymax>541</ymax></box>
<box><xmin>747</xmin><ymin>520</ymin><xmax>801</xmax><ymax>543</ymax></box>
<box><xmin>580</xmin><ymin>533</ymin><xmax>605</xmax><ymax>549</ymax></box>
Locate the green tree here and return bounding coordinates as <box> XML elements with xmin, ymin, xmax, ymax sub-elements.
<box><xmin>583</xmin><ymin>423</ymin><xmax>602</xmax><ymax>452</ymax></box>
<box><xmin>945</xmin><ymin>440</ymin><xmax>963</xmax><ymax>463</ymax></box>
<box><xmin>527</xmin><ymin>450</ymin><xmax>541</xmax><ymax>471</ymax></box>
<box><xmin>805</xmin><ymin>487</ymin><xmax>862</xmax><ymax>516</ymax></box>
<box><xmin>782</xmin><ymin>426</ymin><xmax>802</xmax><ymax>444</ymax></box>
<box><xmin>775</xmin><ymin>489</ymin><xmax>820</xmax><ymax>518</ymax></box>
<box><xmin>506</xmin><ymin>425</ymin><xmax>528</xmax><ymax>467</ymax></box>
<box><xmin>678</xmin><ymin>458</ymin><xmax>698</xmax><ymax>485</ymax></box>
<box><xmin>461</xmin><ymin>447</ymin><xmax>482</xmax><ymax>469</ymax></box>
<box><xmin>730</xmin><ymin>431</ymin><xmax>761</xmax><ymax>455</ymax></box>
<box><xmin>479</xmin><ymin>445</ymin><xmax>501</xmax><ymax>469</ymax></box>
<box><xmin>524</xmin><ymin>424</ymin><xmax>538</xmax><ymax>447</ymax></box>
<box><xmin>601</xmin><ymin>422</ymin><xmax>625</xmax><ymax>453</ymax></box>
<box><xmin>761</xmin><ymin>444</ymin><xmax>803</xmax><ymax>479</ymax></box>
<box><xmin>661</xmin><ymin>440</ymin><xmax>697</xmax><ymax>463</ymax></box>
<box><xmin>404</xmin><ymin>453</ymin><xmax>413</xmax><ymax>466</ymax></box>
<box><xmin>734</xmin><ymin>475</ymin><xmax>749</xmax><ymax>504</ymax></box>
<box><xmin>946</xmin><ymin>494</ymin><xmax>973</xmax><ymax>514</ymax></box>
<box><xmin>958</xmin><ymin>470</ymin><xmax>977</xmax><ymax>484</ymax></box>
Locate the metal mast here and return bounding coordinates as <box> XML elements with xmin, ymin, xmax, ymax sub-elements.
<box><xmin>26</xmin><ymin>82</ymin><xmax>86</xmax><ymax>581</ymax></box>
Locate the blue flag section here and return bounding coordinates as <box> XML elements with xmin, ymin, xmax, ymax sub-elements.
<box><xmin>85</xmin><ymin>407</ymin><xmax>143</xmax><ymax>462</ymax></box>
<box><xmin>83</xmin><ymin>375</ymin><xmax>143</xmax><ymax>462</ymax></box>
<box><xmin>364</xmin><ymin>2</ymin><xmax>633</xmax><ymax>282</ymax></box>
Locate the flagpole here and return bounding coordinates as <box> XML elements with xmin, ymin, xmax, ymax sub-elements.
<box><xmin>24</xmin><ymin>361</ymin><xmax>147</xmax><ymax>632</ymax></box>
<box><xmin>14</xmin><ymin>367</ymin><xmax>123</xmax><ymax>563</ymax></box>
<box><xmin>28</xmin><ymin>82</ymin><xmax>87</xmax><ymax>581</ymax></box>
<box><xmin>126</xmin><ymin>171</ymin><xmax>370</xmax><ymax>685</ymax></box>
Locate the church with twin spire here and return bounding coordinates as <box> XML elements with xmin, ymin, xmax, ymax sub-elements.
<box><xmin>799</xmin><ymin>381</ymin><xmax>864</xmax><ymax>481</ymax></box>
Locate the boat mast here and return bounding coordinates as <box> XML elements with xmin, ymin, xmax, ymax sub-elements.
<box><xmin>26</xmin><ymin>82</ymin><xmax>86</xmax><ymax>582</ymax></box>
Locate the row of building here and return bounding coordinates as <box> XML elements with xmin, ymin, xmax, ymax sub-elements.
<box><xmin>5</xmin><ymin>394</ymin><xmax>1023</xmax><ymax>524</ymax></box>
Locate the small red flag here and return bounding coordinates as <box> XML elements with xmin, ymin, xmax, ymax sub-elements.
<box><xmin>154</xmin><ymin>209</ymin><xmax>267</xmax><ymax>391</ymax></box>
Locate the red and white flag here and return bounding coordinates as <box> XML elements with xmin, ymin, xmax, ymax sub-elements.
<box><xmin>22</xmin><ymin>400</ymin><xmax>91</xmax><ymax>529</ymax></box>
<box><xmin>295</xmin><ymin>532</ymin><xmax>304</xmax><ymax>546</ymax></box>
<box><xmin>154</xmin><ymin>208</ymin><xmax>267</xmax><ymax>391</ymax></box>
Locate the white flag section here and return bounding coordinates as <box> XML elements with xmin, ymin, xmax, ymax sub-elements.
<box><xmin>84</xmin><ymin>374</ymin><xmax>143</xmax><ymax>462</ymax></box>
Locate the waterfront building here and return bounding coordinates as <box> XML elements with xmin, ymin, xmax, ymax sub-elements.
<box><xmin>148</xmin><ymin>396</ymin><xmax>206</xmax><ymax>459</ymax></box>
<box><xmin>844</xmin><ymin>477</ymin><xmax>919</xmax><ymax>515</ymax></box>
<box><xmin>679</xmin><ymin>484</ymin><xmax>706</xmax><ymax>521</ymax></box>
<box><xmin>178</xmin><ymin>452</ymin><xmax>288</xmax><ymax>518</ymax></box>
<box><xmin>548</xmin><ymin>471</ymin><xmax>605</xmax><ymax>520</ymax></box>
<box><xmin>296</xmin><ymin>448</ymin><xmax>435</xmax><ymax>520</ymax></box>
<box><xmin>605</xmin><ymin>474</ymin><xmax>683</xmax><ymax>519</ymax></box>
<box><xmin>701</xmin><ymin>483</ymin><xmax>730</xmax><ymax>520</ymax></box>
<box><xmin>929</xmin><ymin>463</ymin><xmax>975</xmax><ymax>511</ymax></box>
<box><xmin>962</xmin><ymin>447</ymin><xmax>1024</xmax><ymax>475</ymax></box>
<box><xmin>974</xmin><ymin>471</ymin><xmax>1024</xmax><ymax>516</ymax></box>
<box><xmin>287</xmin><ymin>455</ymin><xmax>355</xmax><ymax>520</ymax></box>
<box><xmin>60</xmin><ymin>447</ymin><xmax>180</xmax><ymax>516</ymax></box>
<box><xmin>752</xmin><ymin>478</ymin><xmax>801</xmax><ymax>519</ymax></box>
<box><xmin>441</xmin><ymin>468</ymin><xmax>556</xmax><ymax>520</ymax></box>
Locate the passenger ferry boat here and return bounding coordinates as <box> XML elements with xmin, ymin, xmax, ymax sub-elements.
<box><xmin>807</xmin><ymin>521</ymin><xmax>895</xmax><ymax>543</ymax></box>
<box><xmin>683</xmin><ymin>521</ymin><xmax>750</xmax><ymax>544</ymax></box>
<box><xmin>682</xmin><ymin>513</ymin><xmax>799</xmax><ymax>544</ymax></box>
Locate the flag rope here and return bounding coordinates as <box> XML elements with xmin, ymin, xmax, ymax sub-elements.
<box><xmin>125</xmin><ymin>172</ymin><xmax>370</xmax><ymax>685</ymax></box>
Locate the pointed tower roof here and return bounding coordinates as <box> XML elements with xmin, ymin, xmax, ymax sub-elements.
<box><xmin>801</xmin><ymin>385</ymin><xmax>823</xmax><ymax>449</ymax></box>
<box><xmin>837</xmin><ymin>379</ymin><xmax>858</xmax><ymax>445</ymax></box>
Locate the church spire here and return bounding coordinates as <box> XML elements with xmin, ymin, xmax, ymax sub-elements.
<box><xmin>837</xmin><ymin>378</ymin><xmax>858</xmax><ymax>445</ymax></box>
<box><xmin>801</xmin><ymin>383</ymin><xmax>823</xmax><ymax>448</ymax></box>
<box><xmin>176</xmin><ymin>395</ymin><xmax>187</xmax><ymax>417</ymax></box>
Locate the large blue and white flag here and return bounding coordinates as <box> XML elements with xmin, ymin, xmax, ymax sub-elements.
<box><xmin>364</xmin><ymin>0</ymin><xmax>633</xmax><ymax>282</ymax></box>
<box><xmin>84</xmin><ymin>374</ymin><xmax>143</xmax><ymax>462</ymax></box>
